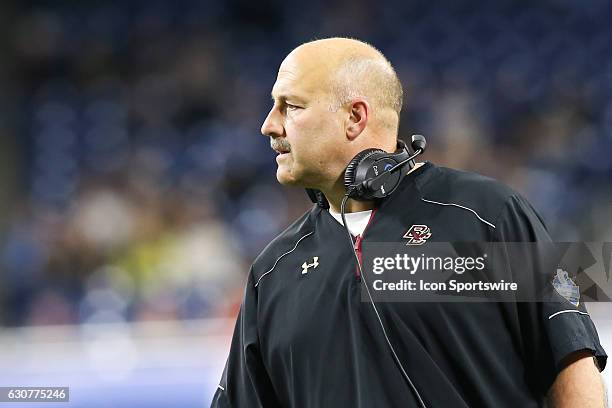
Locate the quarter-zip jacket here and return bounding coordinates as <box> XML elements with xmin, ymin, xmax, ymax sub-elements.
<box><xmin>211</xmin><ymin>162</ymin><xmax>607</xmax><ymax>408</ymax></box>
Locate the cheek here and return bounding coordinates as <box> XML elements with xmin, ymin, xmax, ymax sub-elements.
<box><xmin>292</xmin><ymin>112</ymin><xmax>342</xmax><ymax>146</ymax></box>
<box><xmin>286</xmin><ymin>109</ymin><xmax>345</xmax><ymax>169</ymax></box>
<box><xmin>311</xmin><ymin>118</ymin><xmax>344</xmax><ymax>157</ymax></box>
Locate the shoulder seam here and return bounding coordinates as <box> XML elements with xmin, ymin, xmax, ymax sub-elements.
<box><xmin>420</xmin><ymin>197</ymin><xmax>497</xmax><ymax>229</ymax></box>
<box><xmin>254</xmin><ymin>231</ymin><xmax>315</xmax><ymax>288</ymax></box>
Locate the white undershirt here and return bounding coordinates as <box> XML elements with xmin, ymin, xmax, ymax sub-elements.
<box><xmin>328</xmin><ymin>208</ymin><xmax>373</xmax><ymax>237</ymax></box>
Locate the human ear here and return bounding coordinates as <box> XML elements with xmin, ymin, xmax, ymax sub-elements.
<box><xmin>346</xmin><ymin>99</ymin><xmax>370</xmax><ymax>140</ymax></box>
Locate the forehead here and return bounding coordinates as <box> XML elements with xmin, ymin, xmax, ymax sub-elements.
<box><xmin>270</xmin><ymin>52</ymin><xmax>329</xmax><ymax>101</ymax></box>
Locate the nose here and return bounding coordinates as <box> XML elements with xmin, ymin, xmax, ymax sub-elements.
<box><xmin>261</xmin><ymin>105</ymin><xmax>284</xmax><ymax>138</ymax></box>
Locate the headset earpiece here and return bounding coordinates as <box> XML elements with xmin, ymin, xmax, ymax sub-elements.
<box><xmin>344</xmin><ymin>140</ymin><xmax>411</xmax><ymax>201</ymax></box>
<box><xmin>344</xmin><ymin>148</ymin><xmax>386</xmax><ymax>191</ymax></box>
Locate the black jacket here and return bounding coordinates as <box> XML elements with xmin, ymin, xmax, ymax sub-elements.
<box><xmin>211</xmin><ymin>162</ymin><xmax>607</xmax><ymax>407</ymax></box>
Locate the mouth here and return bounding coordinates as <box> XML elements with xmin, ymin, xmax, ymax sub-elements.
<box><xmin>271</xmin><ymin>138</ymin><xmax>291</xmax><ymax>156</ymax></box>
<box><xmin>272</xmin><ymin>145</ymin><xmax>291</xmax><ymax>155</ymax></box>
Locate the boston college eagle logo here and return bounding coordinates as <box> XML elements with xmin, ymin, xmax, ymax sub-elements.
<box><xmin>403</xmin><ymin>225</ymin><xmax>431</xmax><ymax>245</ymax></box>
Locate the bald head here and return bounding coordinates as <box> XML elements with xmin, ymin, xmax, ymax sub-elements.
<box><xmin>286</xmin><ymin>37</ymin><xmax>403</xmax><ymax>133</ymax></box>
<box><xmin>262</xmin><ymin>38</ymin><xmax>404</xmax><ymax>195</ymax></box>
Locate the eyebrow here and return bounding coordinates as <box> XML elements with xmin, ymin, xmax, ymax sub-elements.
<box><xmin>270</xmin><ymin>93</ymin><xmax>308</xmax><ymax>104</ymax></box>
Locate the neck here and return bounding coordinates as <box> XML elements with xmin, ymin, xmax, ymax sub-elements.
<box><xmin>322</xmin><ymin>180</ymin><xmax>377</xmax><ymax>214</ymax></box>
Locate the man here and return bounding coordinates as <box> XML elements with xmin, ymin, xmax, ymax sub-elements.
<box><xmin>211</xmin><ymin>38</ymin><xmax>607</xmax><ymax>407</ymax></box>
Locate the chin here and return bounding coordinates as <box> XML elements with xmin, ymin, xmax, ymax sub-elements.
<box><xmin>276</xmin><ymin>168</ymin><xmax>303</xmax><ymax>186</ymax></box>
<box><xmin>276</xmin><ymin>174</ymin><xmax>299</xmax><ymax>186</ymax></box>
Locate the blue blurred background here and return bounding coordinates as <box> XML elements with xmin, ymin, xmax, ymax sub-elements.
<box><xmin>0</xmin><ymin>0</ymin><xmax>610</xmax><ymax>406</ymax></box>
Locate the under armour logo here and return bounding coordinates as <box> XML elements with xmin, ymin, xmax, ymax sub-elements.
<box><xmin>302</xmin><ymin>257</ymin><xmax>319</xmax><ymax>274</ymax></box>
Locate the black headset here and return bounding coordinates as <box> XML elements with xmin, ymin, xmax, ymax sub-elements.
<box><xmin>306</xmin><ymin>134</ymin><xmax>427</xmax><ymax>207</ymax></box>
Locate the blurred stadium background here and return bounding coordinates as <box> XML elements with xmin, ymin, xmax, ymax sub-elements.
<box><xmin>0</xmin><ymin>0</ymin><xmax>610</xmax><ymax>406</ymax></box>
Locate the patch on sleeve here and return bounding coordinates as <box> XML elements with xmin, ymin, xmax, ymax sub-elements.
<box><xmin>552</xmin><ymin>268</ymin><xmax>580</xmax><ymax>307</ymax></box>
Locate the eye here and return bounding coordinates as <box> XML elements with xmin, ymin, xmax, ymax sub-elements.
<box><xmin>285</xmin><ymin>103</ymin><xmax>300</xmax><ymax>111</ymax></box>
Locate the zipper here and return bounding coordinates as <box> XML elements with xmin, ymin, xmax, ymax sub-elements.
<box><xmin>353</xmin><ymin>208</ymin><xmax>377</xmax><ymax>282</ymax></box>
<box><xmin>354</xmin><ymin>234</ymin><xmax>363</xmax><ymax>281</ymax></box>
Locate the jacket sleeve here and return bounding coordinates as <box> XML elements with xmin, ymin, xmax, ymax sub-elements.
<box><xmin>210</xmin><ymin>268</ymin><xmax>281</xmax><ymax>408</ymax></box>
<box><xmin>494</xmin><ymin>194</ymin><xmax>607</xmax><ymax>395</ymax></box>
